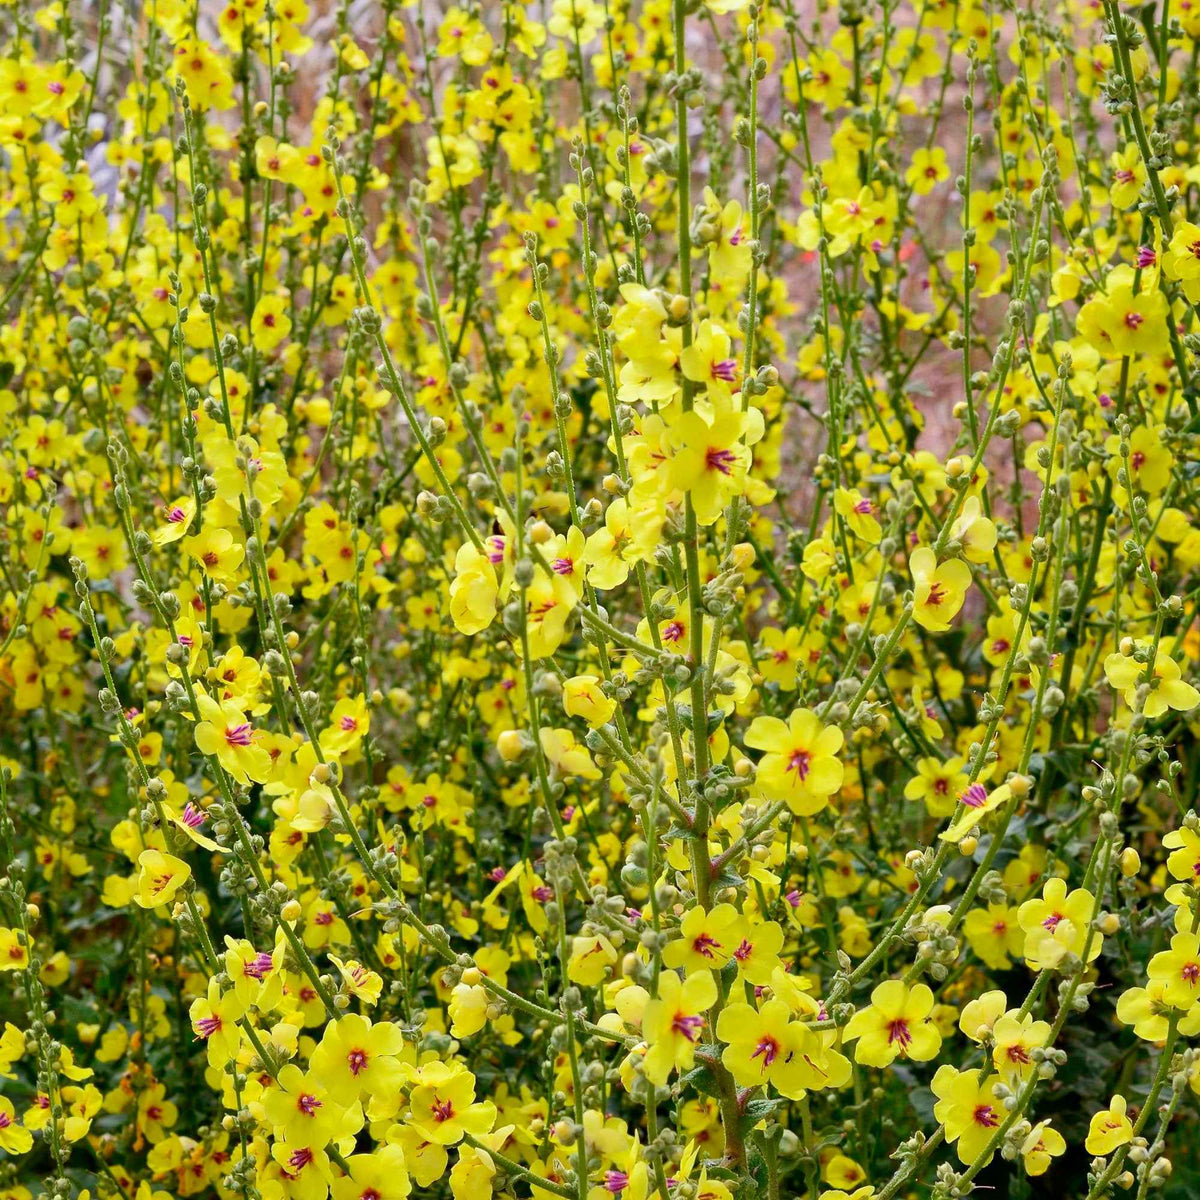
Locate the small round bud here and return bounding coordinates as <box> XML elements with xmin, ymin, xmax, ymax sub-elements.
<box><xmin>497</xmin><ymin>730</ymin><xmax>530</xmax><ymax>763</ymax></box>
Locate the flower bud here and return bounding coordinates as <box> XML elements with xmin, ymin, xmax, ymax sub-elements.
<box><xmin>497</xmin><ymin>730</ymin><xmax>532</xmax><ymax>763</ymax></box>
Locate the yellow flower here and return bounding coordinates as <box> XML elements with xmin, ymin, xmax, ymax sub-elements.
<box><xmin>730</xmin><ymin>920</ymin><xmax>785</xmax><ymax>985</ymax></box>
<box><xmin>448</xmin><ymin>542</ymin><xmax>499</xmax><ymax>636</ymax></box>
<box><xmin>903</xmin><ymin>755</ymin><xmax>969</xmax><ymax>818</ymax></box>
<box><xmin>134</xmin><ymin>849</ymin><xmax>191</xmax><ymax>909</ymax></box>
<box><xmin>757</xmin><ymin>626</ymin><xmax>809</xmax><ymax>691</ymax></box>
<box><xmin>436</xmin><ymin>8</ymin><xmax>493</xmax><ymax>65</ymax></box>
<box><xmin>1084</xmin><ymin>1095</ymin><xmax>1133</xmax><ymax>1156</ymax></box>
<box><xmin>192</xmin><ymin>693</ymin><xmax>273</xmax><ymax>785</ymax></box>
<box><xmin>940</xmin><ymin>783</ymin><xmax>1010</xmax><ymax>844</ymax></box>
<box><xmin>567</xmin><ymin>933</ymin><xmax>618</xmax><ymax>986</ymax></box>
<box><xmin>250</xmin><ymin>293</ymin><xmax>292</xmax><ymax>353</ymax></box>
<box><xmin>1162</xmin><ymin>220</ymin><xmax>1200</xmax><ymax>302</ymax></box>
<box><xmin>991</xmin><ymin>1011</ymin><xmax>1050</xmax><ymax>1084</ymax></box>
<box><xmin>322</xmin><ymin>695</ymin><xmax>370</xmax><ymax>758</ymax></box>
<box><xmin>823</xmin><ymin>1155</ymin><xmax>868</xmax><ymax>1191</ymax></box>
<box><xmin>0</xmin><ymin>928</ymin><xmax>29</xmax><ymax>972</ymax></box>
<box><xmin>331</xmin><ymin>1146</ymin><xmax>411</xmax><ymax>1200</ymax></box>
<box><xmin>522</xmin><ymin>573</ymin><xmax>572</xmax><ymax>659</ymax></box>
<box><xmin>1078</xmin><ymin>283</ymin><xmax>1169</xmax><ymax>359</ymax></box>
<box><xmin>329</xmin><ymin>955</ymin><xmax>383</xmax><ymax>1007</ymax></box>
<box><xmin>449</xmin><ymin>1126</ymin><xmax>514</xmax><ymax>1200</ymax></box>
<box><xmin>1104</xmin><ymin>425</ymin><xmax>1173</xmax><ymax>495</ymax></box>
<box><xmin>910</xmin><ymin>547</ymin><xmax>972</xmax><ymax>632</ymax></box>
<box><xmin>1020</xmin><ymin>1120</ymin><xmax>1066</xmax><ymax>1176</ymax></box>
<box><xmin>802</xmin><ymin>536</ymin><xmax>837</xmax><ymax>581</ymax></box>
<box><xmin>223</xmin><ymin>934</ymin><xmax>283</xmax><ymax>1007</ymax></box>
<box><xmin>1104</xmin><ymin>646</ymin><xmax>1200</xmax><ymax>718</ymax></box>
<box><xmin>641</xmin><ymin>969</ymin><xmax>718</xmax><ymax>1084</ymax></box>
<box><xmin>666</xmin><ymin>403</ymin><xmax>756</xmax><ymax>527</ymax></box>
<box><xmin>310</xmin><ymin>1013</ymin><xmax>407</xmax><ymax>1110</ymax></box>
<box><xmin>958</xmin><ymin>990</ymin><xmax>1008</xmax><ymax>1042</ymax></box>
<box><xmin>931</xmin><ymin>1065</ymin><xmax>1005</xmax><ymax>1166</ymax></box>
<box><xmin>170</xmin><ymin>39</ymin><xmax>235</xmax><ymax>110</ymax></box>
<box><xmin>183</xmin><ymin>527</ymin><xmax>245</xmax><ymax>587</ymax></box>
<box><xmin>962</xmin><ymin>905</ymin><xmax>1023</xmax><ymax>970</ymax></box>
<box><xmin>834</xmin><ymin>488</ymin><xmax>882</xmax><ymax>544</ymax></box>
<box><xmin>152</xmin><ymin>496</ymin><xmax>197</xmax><ymax>546</ymax></box>
<box><xmin>843</xmin><ymin>980</ymin><xmax>941</xmax><ymax>1067</ymax></box>
<box><xmin>1147</xmin><ymin>931</ymin><xmax>1200</xmax><ymax>1010</ymax></box>
<box><xmin>448</xmin><ymin>980</ymin><xmax>488</xmax><ymax>1038</ymax></box>
<box><xmin>906</xmin><ymin>146</ymin><xmax>950</xmax><ymax>195</ymax></box>
<box><xmin>1115</xmin><ymin>980</ymin><xmax>1200</xmax><ymax>1041</ymax></box>
<box><xmin>255</xmin><ymin>135</ymin><xmax>304</xmax><ymax>184</ymax></box>
<box><xmin>678</xmin><ymin>320</ymin><xmax>739</xmax><ymax>398</ymax></box>
<box><xmin>1108</xmin><ymin>145</ymin><xmax>1146</xmax><ymax>209</ymax></box>
<box><xmin>262</xmin><ymin>1062</ymin><xmax>358</xmax><ymax>1147</ymax></box>
<box><xmin>826</xmin><ymin>186</ymin><xmax>884</xmax><ymax>244</ymax></box>
<box><xmin>407</xmin><ymin>1061</ymin><xmax>496</xmax><ymax>1145</ymax></box>
<box><xmin>0</xmin><ymin>1096</ymin><xmax>33</xmax><ymax>1154</ymax></box>
<box><xmin>949</xmin><ymin>495</ymin><xmax>998</xmax><ymax>564</ymax></box>
<box><xmin>584</xmin><ymin>498</ymin><xmax>641</xmax><ymax>589</ymax></box>
<box><xmin>1164</xmin><ymin>826</ymin><xmax>1200</xmax><ymax>881</ymax></box>
<box><xmin>562</xmin><ymin>674</ymin><xmax>616</xmax><ymax>727</ymax></box>
<box><xmin>1017</xmin><ymin>877</ymin><xmax>1103</xmax><ymax>970</ymax></box>
<box><xmin>662</xmin><ymin>904</ymin><xmax>744</xmax><ymax>974</ymax></box>
<box><xmin>743</xmin><ymin>708</ymin><xmax>844</xmax><ymax>816</ymax></box>
<box><xmin>538</xmin><ymin>727</ymin><xmax>601</xmax><ymax>781</ymax></box>
<box><xmin>188</xmin><ymin>979</ymin><xmax>246</xmax><ymax>1068</ymax></box>
<box><xmin>716</xmin><ymin>998</ymin><xmax>849</xmax><ymax>1098</ymax></box>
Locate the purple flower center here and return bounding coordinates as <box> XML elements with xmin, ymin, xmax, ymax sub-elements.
<box><xmin>788</xmin><ymin>749</ymin><xmax>812</xmax><ymax>780</ymax></box>
<box><xmin>181</xmin><ymin>803</ymin><xmax>207</xmax><ymax>829</ymax></box>
<box><xmin>752</xmin><ymin>1035</ymin><xmax>780</xmax><ymax>1069</ymax></box>
<box><xmin>706</xmin><ymin>447</ymin><xmax>737</xmax><ymax>475</ymax></box>
<box><xmin>244</xmin><ymin>952</ymin><xmax>274</xmax><ymax>979</ymax></box>
<box><xmin>960</xmin><ymin>783</ymin><xmax>988</xmax><ymax>809</ymax></box>
<box><xmin>287</xmin><ymin>1148</ymin><xmax>313</xmax><ymax>1172</ymax></box>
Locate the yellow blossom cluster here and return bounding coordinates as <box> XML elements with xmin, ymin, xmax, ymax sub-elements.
<box><xmin>4</xmin><ymin>0</ymin><xmax>1200</xmax><ymax>1199</ymax></box>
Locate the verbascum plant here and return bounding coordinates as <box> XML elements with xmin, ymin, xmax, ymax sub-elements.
<box><xmin>2</xmin><ymin>0</ymin><xmax>1200</xmax><ymax>1198</ymax></box>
